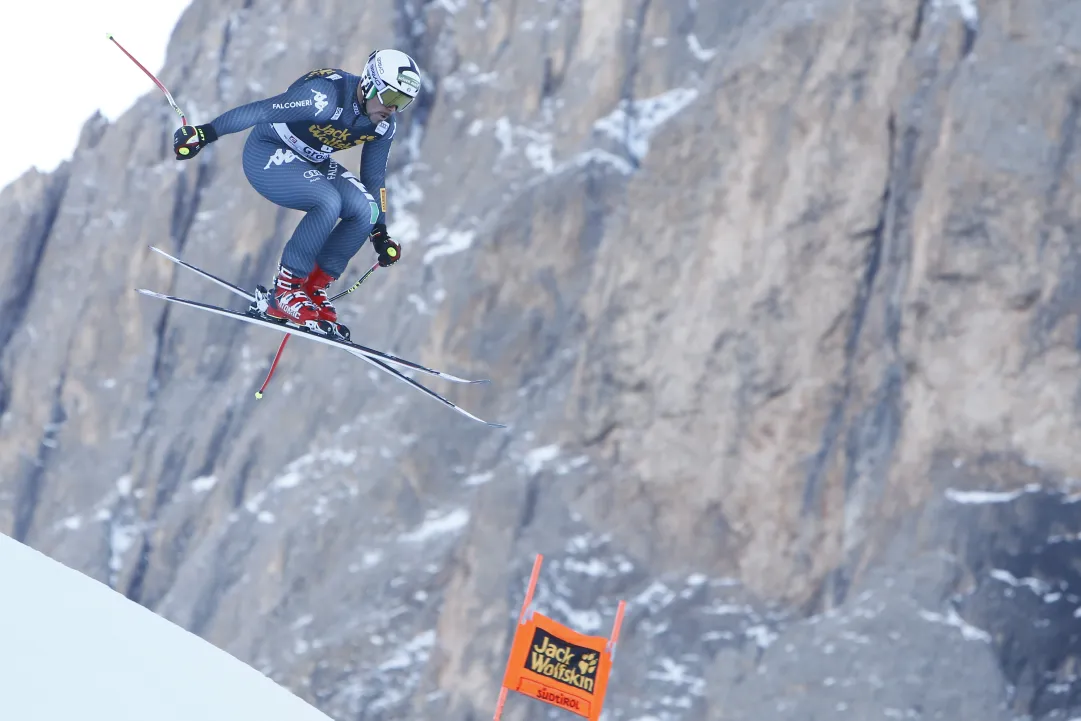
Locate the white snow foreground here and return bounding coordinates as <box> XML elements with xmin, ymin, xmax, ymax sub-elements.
<box><xmin>0</xmin><ymin>532</ymin><xmax>334</xmax><ymax>721</ymax></box>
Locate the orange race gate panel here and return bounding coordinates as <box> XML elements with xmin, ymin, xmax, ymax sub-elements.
<box><xmin>494</xmin><ymin>555</ymin><xmax>626</xmax><ymax>721</ymax></box>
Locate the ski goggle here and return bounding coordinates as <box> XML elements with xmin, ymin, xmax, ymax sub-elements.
<box><xmin>374</xmin><ymin>85</ymin><xmax>417</xmax><ymax>111</ymax></box>
<box><xmin>367</xmin><ymin>69</ymin><xmax>421</xmax><ymax>111</ymax></box>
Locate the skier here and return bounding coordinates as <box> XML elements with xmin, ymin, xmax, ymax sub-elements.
<box><xmin>170</xmin><ymin>49</ymin><xmax>422</xmax><ymax>333</ymax></box>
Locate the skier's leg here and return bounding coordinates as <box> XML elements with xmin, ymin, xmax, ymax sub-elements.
<box><xmin>241</xmin><ymin>134</ymin><xmax>342</xmax><ymax>277</ymax></box>
<box><xmin>299</xmin><ymin>160</ymin><xmax>380</xmax><ymax>329</ymax></box>
<box><xmin>280</xmin><ymin>159</ymin><xmax>379</xmax><ymax>328</ymax></box>
<box><xmin>315</xmin><ymin>159</ymin><xmax>379</xmax><ymax>277</ymax></box>
<box><xmin>241</xmin><ymin>134</ymin><xmax>342</xmax><ymax>324</ymax></box>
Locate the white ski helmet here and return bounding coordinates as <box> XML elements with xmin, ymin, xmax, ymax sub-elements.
<box><xmin>360</xmin><ymin>49</ymin><xmax>422</xmax><ymax>112</ymax></box>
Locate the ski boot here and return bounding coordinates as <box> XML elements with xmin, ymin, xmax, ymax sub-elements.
<box><xmin>254</xmin><ymin>265</ymin><xmax>323</xmax><ymax>331</ymax></box>
<box><xmin>304</xmin><ymin>264</ymin><xmax>350</xmax><ymax>341</ymax></box>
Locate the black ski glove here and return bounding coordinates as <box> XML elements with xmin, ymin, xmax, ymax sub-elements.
<box><xmin>173</xmin><ymin>124</ymin><xmax>218</xmax><ymax>160</ymax></box>
<box><xmin>369</xmin><ymin>223</ymin><xmax>401</xmax><ymax>266</ymax></box>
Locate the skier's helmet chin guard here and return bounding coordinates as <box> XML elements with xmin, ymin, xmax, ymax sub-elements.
<box><xmin>361</xmin><ymin>49</ymin><xmax>422</xmax><ymax>112</ymax></box>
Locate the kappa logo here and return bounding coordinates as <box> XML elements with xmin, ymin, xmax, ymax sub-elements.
<box><xmin>312</xmin><ymin>90</ymin><xmax>329</xmax><ymax>115</ymax></box>
<box><xmin>264</xmin><ymin>148</ymin><xmax>299</xmax><ymax>169</ymax></box>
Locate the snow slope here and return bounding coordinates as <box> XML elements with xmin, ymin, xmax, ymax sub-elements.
<box><xmin>0</xmin><ymin>532</ymin><xmax>333</xmax><ymax>721</ymax></box>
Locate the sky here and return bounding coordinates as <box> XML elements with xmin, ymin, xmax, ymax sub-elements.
<box><xmin>0</xmin><ymin>2</ymin><xmax>193</xmax><ymax>191</ymax></box>
<box><xmin>0</xmin><ymin>532</ymin><xmax>335</xmax><ymax>721</ymax></box>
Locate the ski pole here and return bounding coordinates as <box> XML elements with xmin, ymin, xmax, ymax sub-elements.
<box><xmin>106</xmin><ymin>33</ymin><xmax>188</xmax><ymax>125</ymax></box>
<box><xmin>255</xmin><ymin>335</ymin><xmax>291</xmax><ymax>400</ymax></box>
<box><xmin>255</xmin><ymin>261</ymin><xmax>381</xmax><ymax>399</ymax></box>
<box><xmin>330</xmin><ymin>261</ymin><xmax>380</xmax><ymax>302</ymax></box>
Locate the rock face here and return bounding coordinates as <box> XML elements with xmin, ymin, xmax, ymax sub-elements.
<box><xmin>2</xmin><ymin>0</ymin><xmax>1081</xmax><ymax>719</ymax></box>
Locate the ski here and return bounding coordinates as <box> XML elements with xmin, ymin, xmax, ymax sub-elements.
<box><xmin>147</xmin><ymin>246</ymin><xmax>489</xmax><ymax>386</ymax></box>
<box><xmin>149</xmin><ymin>245</ymin><xmax>251</xmax><ymax>302</ymax></box>
<box><xmin>139</xmin><ymin>249</ymin><xmax>506</xmax><ymax>429</ymax></box>
<box><xmin>137</xmin><ymin>289</ymin><xmax>505</xmax><ymax>428</ymax></box>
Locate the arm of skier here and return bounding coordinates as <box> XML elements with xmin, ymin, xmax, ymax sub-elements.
<box><xmin>360</xmin><ymin>119</ymin><xmax>401</xmax><ymax>266</ymax></box>
<box><xmin>172</xmin><ymin>79</ymin><xmax>339</xmax><ymax>159</ymax></box>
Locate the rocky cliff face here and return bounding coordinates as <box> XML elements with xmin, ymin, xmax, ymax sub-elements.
<box><xmin>2</xmin><ymin>0</ymin><xmax>1081</xmax><ymax>719</ymax></box>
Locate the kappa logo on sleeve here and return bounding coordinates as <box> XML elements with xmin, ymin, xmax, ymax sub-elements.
<box><xmin>312</xmin><ymin>90</ymin><xmax>329</xmax><ymax>115</ymax></box>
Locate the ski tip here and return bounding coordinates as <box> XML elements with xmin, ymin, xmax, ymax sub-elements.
<box><xmin>148</xmin><ymin>245</ymin><xmax>178</xmax><ymax>262</ymax></box>
<box><xmin>442</xmin><ymin>376</ymin><xmax>493</xmax><ymax>385</ymax></box>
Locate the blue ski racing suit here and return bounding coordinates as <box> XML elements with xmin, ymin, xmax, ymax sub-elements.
<box><xmin>172</xmin><ymin>67</ymin><xmax>401</xmax><ymax>278</ymax></box>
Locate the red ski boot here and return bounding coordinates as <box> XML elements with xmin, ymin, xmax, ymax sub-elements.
<box><xmin>304</xmin><ymin>264</ymin><xmax>338</xmax><ymax>323</ymax></box>
<box><xmin>264</xmin><ymin>265</ymin><xmax>320</xmax><ymax>326</ymax></box>
<box><xmin>303</xmin><ymin>263</ymin><xmax>350</xmax><ymax>339</ymax></box>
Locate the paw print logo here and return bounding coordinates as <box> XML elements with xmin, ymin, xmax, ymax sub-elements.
<box><xmin>578</xmin><ymin>653</ymin><xmax>598</xmax><ymax>675</ymax></box>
